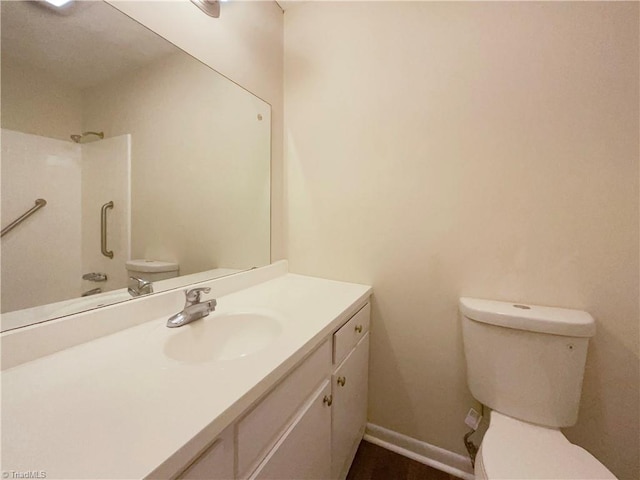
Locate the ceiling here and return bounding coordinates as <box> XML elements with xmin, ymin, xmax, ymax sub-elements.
<box><xmin>1</xmin><ymin>1</ymin><xmax>179</xmax><ymax>89</ymax></box>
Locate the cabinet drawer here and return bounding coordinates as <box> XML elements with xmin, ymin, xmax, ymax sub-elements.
<box><xmin>237</xmin><ymin>339</ymin><xmax>331</xmax><ymax>478</ymax></box>
<box><xmin>333</xmin><ymin>302</ymin><xmax>370</xmax><ymax>366</ymax></box>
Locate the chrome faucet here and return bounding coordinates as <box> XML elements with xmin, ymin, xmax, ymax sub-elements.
<box><xmin>128</xmin><ymin>276</ymin><xmax>153</xmax><ymax>297</ymax></box>
<box><xmin>167</xmin><ymin>287</ymin><xmax>217</xmax><ymax>328</ymax></box>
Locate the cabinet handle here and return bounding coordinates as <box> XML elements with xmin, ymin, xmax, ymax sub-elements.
<box><xmin>355</xmin><ymin>325</ymin><xmax>363</xmax><ymax>333</ymax></box>
<box><xmin>323</xmin><ymin>395</ymin><xmax>333</xmax><ymax>407</ymax></box>
<box><xmin>337</xmin><ymin>376</ymin><xmax>346</xmax><ymax>387</ymax></box>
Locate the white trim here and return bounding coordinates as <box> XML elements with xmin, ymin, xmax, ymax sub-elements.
<box><xmin>364</xmin><ymin>423</ymin><xmax>475</xmax><ymax>480</ymax></box>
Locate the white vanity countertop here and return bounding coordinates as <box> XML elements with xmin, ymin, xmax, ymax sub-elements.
<box><xmin>1</xmin><ymin>272</ymin><xmax>371</xmax><ymax>479</ymax></box>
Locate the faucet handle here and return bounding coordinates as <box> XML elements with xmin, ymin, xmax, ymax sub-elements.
<box><xmin>130</xmin><ymin>276</ymin><xmax>151</xmax><ymax>288</ymax></box>
<box><xmin>185</xmin><ymin>287</ymin><xmax>211</xmax><ymax>304</ymax></box>
<box><xmin>128</xmin><ymin>276</ymin><xmax>153</xmax><ymax>297</ymax></box>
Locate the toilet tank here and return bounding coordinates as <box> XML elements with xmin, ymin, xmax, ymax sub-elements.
<box><xmin>126</xmin><ymin>259</ymin><xmax>179</xmax><ymax>282</ymax></box>
<box><xmin>460</xmin><ymin>297</ymin><xmax>595</xmax><ymax>428</ymax></box>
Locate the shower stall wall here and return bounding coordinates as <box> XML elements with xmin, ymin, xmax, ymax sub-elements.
<box><xmin>80</xmin><ymin>134</ymin><xmax>131</xmax><ymax>296</ymax></box>
<box><xmin>1</xmin><ymin>129</ymin><xmax>82</xmax><ymax>312</ymax></box>
<box><xmin>0</xmin><ymin>129</ymin><xmax>131</xmax><ymax>313</ymax></box>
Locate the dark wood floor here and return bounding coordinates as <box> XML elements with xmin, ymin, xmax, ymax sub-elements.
<box><xmin>346</xmin><ymin>441</ymin><xmax>460</xmax><ymax>480</ymax></box>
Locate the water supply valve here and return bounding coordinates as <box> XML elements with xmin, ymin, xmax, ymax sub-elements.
<box><xmin>464</xmin><ymin>407</ymin><xmax>483</xmax><ymax>468</ymax></box>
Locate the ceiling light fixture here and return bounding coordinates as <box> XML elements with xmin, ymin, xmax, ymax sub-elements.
<box><xmin>43</xmin><ymin>0</ymin><xmax>74</xmax><ymax>7</ymax></box>
<box><xmin>191</xmin><ymin>0</ymin><xmax>220</xmax><ymax>18</ymax></box>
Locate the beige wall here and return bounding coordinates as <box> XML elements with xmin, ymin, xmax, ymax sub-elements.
<box><xmin>284</xmin><ymin>2</ymin><xmax>639</xmax><ymax>478</ymax></box>
<box><xmin>108</xmin><ymin>0</ymin><xmax>285</xmax><ymax>261</ymax></box>
<box><xmin>0</xmin><ymin>56</ymin><xmax>82</xmax><ymax>141</ymax></box>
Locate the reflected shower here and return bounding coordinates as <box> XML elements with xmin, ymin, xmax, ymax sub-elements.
<box><xmin>70</xmin><ymin>131</ymin><xmax>104</xmax><ymax>143</ymax></box>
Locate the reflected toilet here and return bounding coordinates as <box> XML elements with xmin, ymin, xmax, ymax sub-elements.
<box><xmin>126</xmin><ymin>259</ymin><xmax>180</xmax><ymax>283</ymax></box>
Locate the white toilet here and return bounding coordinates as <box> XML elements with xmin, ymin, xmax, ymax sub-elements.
<box><xmin>125</xmin><ymin>259</ymin><xmax>180</xmax><ymax>282</ymax></box>
<box><xmin>460</xmin><ymin>297</ymin><xmax>616</xmax><ymax>479</ymax></box>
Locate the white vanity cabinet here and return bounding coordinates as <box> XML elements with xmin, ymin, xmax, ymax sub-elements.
<box><xmin>1</xmin><ymin>265</ymin><xmax>373</xmax><ymax>480</ymax></box>
<box><xmin>174</xmin><ymin>301</ymin><xmax>371</xmax><ymax>480</ymax></box>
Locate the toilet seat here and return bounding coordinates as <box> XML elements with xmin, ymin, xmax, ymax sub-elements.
<box><xmin>476</xmin><ymin>411</ymin><xmax>616</xmax><ymax>480</ymax></box>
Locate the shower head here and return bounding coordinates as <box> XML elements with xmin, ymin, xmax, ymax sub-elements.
<box><xmin>70</xmin><ymin>131</ymin><xmax>104</xmax><ymax>143</ymax></box>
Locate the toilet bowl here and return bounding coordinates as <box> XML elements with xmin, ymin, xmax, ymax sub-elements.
<box><xmin>476</xmin><ymin>411</ymin><xmax>615</xmax><ymax>480</ymax></box>
<box><xmin>460</xmin><ymin>297</ymin><xmax>616</xmax><ymax>479</ymax></box>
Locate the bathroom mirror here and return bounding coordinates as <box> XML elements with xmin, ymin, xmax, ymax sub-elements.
<box><xmin>0</xmin><ymin>1</ymin><xmax>271</xmax><ymax>331</ymax></box>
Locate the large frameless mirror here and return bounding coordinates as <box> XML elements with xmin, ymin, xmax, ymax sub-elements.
<box><xmin>0</xmin><ymin>1</ymin><xmax>271</xmax><ymax>331</ymax></box>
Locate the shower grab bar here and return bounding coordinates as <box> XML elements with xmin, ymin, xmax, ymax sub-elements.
<box><xmin>101</xmin><ymin>201</ymin><xmax>114</xmax><ymax>259</ymax></box>
<box><xmin>1</xmin><ymin>199</ymin><xmax>47</xmax><ymax>238</ymax></box>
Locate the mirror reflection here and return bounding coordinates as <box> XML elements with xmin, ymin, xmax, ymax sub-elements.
<box><xmin>0</xmin><ymin>1</ymin><xmax>271</xmax><ymax>331</ymax></box>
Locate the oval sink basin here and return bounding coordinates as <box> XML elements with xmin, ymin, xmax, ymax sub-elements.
<box><xmin>164</xmin><ymin>311</ymin><xmax>283</xmax><ymax>363</ymax></box>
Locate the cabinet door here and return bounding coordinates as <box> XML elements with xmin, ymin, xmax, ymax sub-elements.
<box><xmin>331</xmin><ymin>333</ymin><xmax>370</xmax><ymax>480</ymax></box>
<box><xmin>237</xmin><ymin>340</ymin><xmax>331</xmax><ymax>478</ymax></box>
<box><xmin>251</xmin><ymin>380</ymin><xmax>332</xmax><ymax>480</ymax></box>
<box><xmin>177</xmin><ymin>425</ymin><xmax>233</xmax><ymax>480</ymax></box>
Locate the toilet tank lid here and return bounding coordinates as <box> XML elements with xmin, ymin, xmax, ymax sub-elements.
<box><xmin>126</xmin><ymin>259</ymin><xmax>179</xmax><ymax>273</ymax></box>
<box><xmin>459</xmin><ymin>297</ymin><xmax>595</xmax><ymax>337</ymax></box>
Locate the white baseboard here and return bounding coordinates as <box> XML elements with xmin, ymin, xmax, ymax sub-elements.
<box><xmin>364</xmin><ymin>423</ymin><xmax>475</xmax><ymax>480</ymax></box>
